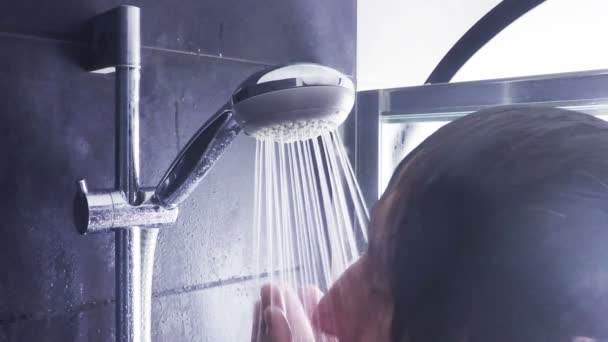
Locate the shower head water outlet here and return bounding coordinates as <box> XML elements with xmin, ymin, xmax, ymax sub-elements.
<box><xmin>232</xmin><ymin>64</ymin><xmax>355</xmax><ymax>143</ymax></box>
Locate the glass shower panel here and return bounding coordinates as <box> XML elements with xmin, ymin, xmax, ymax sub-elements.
<box><xmin>380</xmin><ymin>107</ymin><xmax>608</xmax><ymax>196</ymax></box>
<box><xmin>379</xmin><ymin>118</ymin><xmax>450</xmax><ymax>194</ymax></box>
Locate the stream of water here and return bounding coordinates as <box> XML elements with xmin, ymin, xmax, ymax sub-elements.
<box><xmin>252</xmin><ymin>130</ymin><xmax>369</xmax><ymax>339</ymax></box>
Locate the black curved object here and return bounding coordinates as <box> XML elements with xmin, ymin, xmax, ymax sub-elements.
<box><xmin>425</xmin><ymin>0</ymin><xmax>545</xmax><ymax>84</ymax></box>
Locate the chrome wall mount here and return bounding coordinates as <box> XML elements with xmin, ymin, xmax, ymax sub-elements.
<box><xmin>75</xmin><ymin>6</ymin><xmax>177</xmax><ymax>342</ymax></box>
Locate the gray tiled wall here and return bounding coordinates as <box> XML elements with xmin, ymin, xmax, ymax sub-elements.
<box><xmin>0</xmin><ymin>1</ymin><xmax>355</xmax><ymax>341</ymax></box>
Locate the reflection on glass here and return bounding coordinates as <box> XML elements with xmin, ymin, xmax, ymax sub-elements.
<box><xmin>380</xmin><ymin>110</ymin><xmax>608</xmax><ymax>198</ymax></box>
<box><xmin>379</xmin><ymin>120</ymin><xmax>449</xmax><ymax>194</ymax></box>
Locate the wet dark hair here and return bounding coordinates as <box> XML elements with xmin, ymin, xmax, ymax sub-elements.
<box><xmin>387</xmin><ymin>105</ymin><xmax>608</xmax><ymax>341</ymax></box>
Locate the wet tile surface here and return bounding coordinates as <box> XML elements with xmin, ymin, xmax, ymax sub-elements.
<box><xmin>0</xmin><ymin>0</ymin><xmax>355</xmax><ymax>74</ymax></box>
<box><xmin>152</xmin><ymin>279</ymin><xmax>259</xmax><ymax>342</ymax></box>
<box><xmin>0</xmin><ymin>302</ymin><xmax>114</xmax><ymax>342</ymax></box>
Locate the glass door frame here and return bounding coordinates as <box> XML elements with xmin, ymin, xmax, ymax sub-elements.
<box><xmin>354</xmin><ymin>69</ymin><xmax>608</xmax><ymax>207</ymax></box>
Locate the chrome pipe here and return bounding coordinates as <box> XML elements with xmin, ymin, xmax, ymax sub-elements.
<box><xmin>116</xmin><ymin>63</ymin><xmax>149</xmax><ymax>342</ymax></box>
<box><xmin>116</xmin><ymin>227</ymin><xmax>142</xmax><ymax>342</ymax></box>
<box><xmin>77</xmin><ymin>7</ymin><xmax>170</xmax><ymax>342</ymax></box>
<box><xmin>109</xmin><ymin>7</ymin><xmax>155</xmax><ymax>342</ymax></box>
<box><xmin>116</xmin><ymin>66</ymin><xmax>142</xmax><ymax>205</ymax></box>
<box><xmin>140</xmin><ymin>228</ymin><xmax>158</xmax><ymax>341</ymax></box>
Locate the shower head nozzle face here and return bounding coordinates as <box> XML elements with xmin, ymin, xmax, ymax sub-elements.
<box><xmin>232</xmin><ymin>64</ymin><xmax>355</xmax><ymax>143</ymax></box>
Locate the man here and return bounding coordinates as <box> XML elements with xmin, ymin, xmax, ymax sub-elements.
<box><xmin>254</xmin><ymin>106</ymin><xmax>608</xmax><ymax>341</ymax></box>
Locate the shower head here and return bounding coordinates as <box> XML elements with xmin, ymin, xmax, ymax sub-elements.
<box><xmin>154</xmin><ymin>63</ymin><xmax>355</xmax><ymax>209</ymax></box>
<box><xmin>232</xmin><ymin>64</ymin><xmax>355</xmax><ymax>143</ymax></box>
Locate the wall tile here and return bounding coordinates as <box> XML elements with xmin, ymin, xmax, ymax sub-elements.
<box><xmin>0</xmin><ymin>278</ymin><xmax>258</xmax><ymax>342</ymax></box>
<box><xmin>152</xmin><ymin>279</ymin><xmax>259</xmax><ymax>342</ymax></box>
<box><xmin>0</xmin><ymin>36</ymin><xmax>116</xmax><ymax>318</ymax></box>
<box><xmin>0</xmin><ymin>0</ymin><xmax>355</xmax><ymax>74</ymax></box>
<box><xmin>1</xmin><ymin>302</ymin><xmax>113</xmax><ymax>342</ymax></box>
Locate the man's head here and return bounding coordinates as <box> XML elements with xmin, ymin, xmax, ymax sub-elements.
<box><xmin>314</xmin><ymin>106</ymin><xmax>608</xmax><ymax>341</ymax></box>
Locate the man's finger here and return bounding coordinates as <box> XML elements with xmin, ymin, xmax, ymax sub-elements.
<box><xmin>251</xmin><ymin>301</ymin><xmax>262</xmax><ymax>342</ymax></box>
<box><xmin>281</xmin><ymin>286</ymin><xmax>316</xmax><ymax>341</ymax></box>
<box><xmin>297</xmin><ymin>286</ymin><xmax>324</xmax><ymax>322</ymax></box>
<box><xmin>261</xmin><ymin>284</ymin><xmax>285</xmax><ymax>312</ymax></box>
<box><xmin>264</xmin><ymin>306</ymin><xmax>292</xmax><ymax>342</ymax></box>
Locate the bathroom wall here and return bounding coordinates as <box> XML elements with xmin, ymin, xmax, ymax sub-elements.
<box><xmin>0</xmin><ymin>1</ymin><xmax>355</xmax><ymax>341</ymax></box>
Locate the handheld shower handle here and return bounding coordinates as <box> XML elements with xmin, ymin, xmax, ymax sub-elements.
<box><xmin>155</xmin><ymin>104</ymin><xmax>242</xmax><ymax>209</ymax></box>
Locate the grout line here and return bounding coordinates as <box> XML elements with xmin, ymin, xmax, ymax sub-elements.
<box><xmin>0</xmin><ymin>268</ymin><xmax>299</xmax><ymax>325</ymax></box>
<box><xmin>0</xmin><ymin>31</ymin><xmax>356</xmax><ymax>76</ymax></box>
<box><xmin>153</xmin><ymin>274</ymin><xmax>258</xmax><ymax>299</ymax></box>
<box><xmin>153</xmin><ymin>268</ymin><xmax>298</xmax><ymax>299</ymax></box>
<box><xmin>0</xmin><ymin>31</ymin><xmax>275</xmax><ymax>67</ymax></box>
<box><xmin>141</xmin><ymin>45</ymin><xmax>275</xmax><ymax>67</ymax></box>
<box><xmin>0</xmin><ymin>31</ymin><xmax>87</xmax><ymax>47</ymax></box>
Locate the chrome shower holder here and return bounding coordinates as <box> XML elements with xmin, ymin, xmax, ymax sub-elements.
<box><xmin>74</xmin><ymin>6</ymin><xmax>177</xmax><ymax>342</ymax></box>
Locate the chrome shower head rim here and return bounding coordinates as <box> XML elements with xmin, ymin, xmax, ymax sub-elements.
<box><xmin>232</xmin><ymin>63</ymin><xmax>355</xmax><ymax>143</ymax></box>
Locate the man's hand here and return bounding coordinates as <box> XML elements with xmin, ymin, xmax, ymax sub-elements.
<box><xmin>251</xmin><ymin>284</ymin><xmax>337</xmax><ymax>342</ymax></box>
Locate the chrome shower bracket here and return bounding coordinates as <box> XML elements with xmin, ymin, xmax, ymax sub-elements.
<box><xmin>74</xmin><ymin>6</ymin><xmax>178</xmax><ymax>342</ymax></box>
